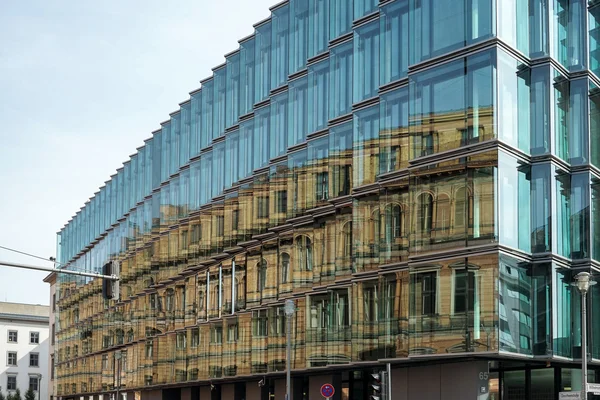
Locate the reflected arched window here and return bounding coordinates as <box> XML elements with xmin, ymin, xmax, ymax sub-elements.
<box><xmin>165</xmin><ymin>288</ymin><xmax>175</xmax><ymax>312</ymax></box>
<box><xmin>211</xmin><ymin>284</ymin><xmax>219</xmax><ymax>311</ymax></box>
<box><xmin>296</xmin><ymin>236</ymin><xmax>313</xmax><ymax>271</ymax></box>
<box><xmin>372</xmin><ymin>209</ymin><xmax>381</xmax><ymax>248</ymax></box>
<box><xmin>127</xmin><ymin>329</ymin><xmax>134</xmax><ymax>343</ymax></box>
<box><xmin>417</xmin><ymin>193</ymin><xmax>433</xmax><ymax>233</ymax></box>
<box><xmin>343</xmin><ymin>222</ymin><xmax>353</xmax><ymax>258</ymax></box>
<box><xmin>436</xmin><ymin>194</ymin><xmax>450</xmax><ymax>235</ymax></box>
<box><xmin>116</xmin><ymin>329</ymin><xmax>124</xmax><ymax>345</ymax></box>
<box><xmin>384</xmin><ymin>204</ymin><xmax>403</xmax><ymax>241</ymax></box>
<box><xmin>455</xmin><ymin>187</ymin><xmax>468</xmax><ymax>229</ymax></box>
<box><xmin>257</xmin><ymin>259</ymin><xmax>267</xmax><ymax>291</ymax></box>
<box><xmin>236</xmin><ymin>277</ymin><xmax>245</xmax><ymax>303</ymax></box>
<box><xmin>454</xmin><ymin>269</ymin><xmax>475</xmax><ymax>314</ymax></box>
<box><xmin>281</xmin><ymin>253</ymin><xmax>290</xmax><ymax>283</ymax></box>
<box><xmin>197</xmin><ymin>288</ymin><xmax>205</xmax><ymax>312</ymax></box>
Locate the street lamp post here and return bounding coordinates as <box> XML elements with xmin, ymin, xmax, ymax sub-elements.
<box><xmin>115</xmin><ymin>350</ymin><xmax>122</xmax><ymax>400</ymax></box>
<box><xmin>38</xmin><ymin>374</ymin><xmax>42</xmax><ymax>400</ymax></box>
<box><xmin>573</xmin><ymin>272</ymin><xmax>596</xmax><ymax>399</ymax></box>
<box><xmin>284</xmin><ymin>299</ymin><xmax>296</xmax><ymax>400</ymax></box>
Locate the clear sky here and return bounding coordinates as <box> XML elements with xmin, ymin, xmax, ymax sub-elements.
<box><xmin>0</xmin><ymin>0</ymin><xmax>275</xmax><ymax>305</ymax></box>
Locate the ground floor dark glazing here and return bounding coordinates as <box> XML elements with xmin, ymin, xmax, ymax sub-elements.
<box><xmin>58</xmin><ymin>358</ymin><xmax>600</xmax><ymax>400</ymax></box>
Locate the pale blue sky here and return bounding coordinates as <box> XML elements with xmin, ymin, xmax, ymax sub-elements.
<box><xmin>0</xmin><ymin>0</ymin><xmax>274</xmax><ymax>305</ymax></box>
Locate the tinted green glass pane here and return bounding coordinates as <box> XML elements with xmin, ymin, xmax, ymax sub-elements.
<box><xmin>239</xmin><ymin>39</ymin><xmax>256</xmax><ymax>116</ymax></box>
<box><xmin>330</xmin><ymin>0</ymin><xmax>352</xmax><ymax>40</ymax></box>
<box><xmin>499</xmin><ymin>256</ymin><xmax>550</xmax><ymax>355</ymax></box>
<box><xmin>308</xmin><ymin>0</ymin><xmax>328</xmax><ymax>58</ymax></box>
<box><xmin>353</xmin><ymin>20</ymin><xmax>380</xmax><ymax>103</ymax></box>
<box><xmin>213</xmin><ymin>66</ymin><xmax>226</xmax><ymax>138</ymax></box>
<box><xmin>253</xmin><ymin>106</ymin><xmax>270</xmax><ymax>171</ymax></box>
<box><xmin>289</xmin><ymin>0</ymin><xmax>308</xmax><ymax>74</ymax></box>
<box><xmin>380</xmin><ymin>0</ymin><xmax>409</xmax><ymax>84</ymax></box>
<box><xmin>409</xmin><ymin>0</ymin><xmax>493</xmax><ymax>64</ymax></box>
<box><xmin>555</xmin><ymin>170</ymin><xmax>590</xmax><ymax>259</ymax></box>
<box><xmin>498</xmin><ymin>151</ymin><xmax>531</xmax><ymax>252</ymax></box>
<box><xmin>270</xmin><ymin>92</ymin><xmax>288</xmax><ymax>159</ymax></box>
<box><xmin>590</xmin><ymin>7</ymin><xmax>600</xmax><ymax>77</ymax></box>
<box><xmin>225</xmin><ymin>54</ymin><xmax>240</xmax><ymax>129</ymax></box>
<box><xmin>354</xmin><ymin>0</ymin><xmax>377</xmax><ymax>20</ymax></box>
<box><xmin>380</xmin><ymin>87</ymin><xmax>409</xmax><ymax>173</ymax></box>
<box><xmin>200</xmin><ymin>79</ymin><xmax>214</xmax><ymax>143</ymax></box>
<box><xmin>288</xmin><ymin>76</ymin><xmax>308</xmax><ymax>146</ymax></box>
<box><xmin>307</xmin><ymin>59</ymin><xmax>329</xmax><ymax>133</ymax></box>
<box><xmin>554</xmin><ymin>267</ymin><xmax>576</xmax><ymax>358</ymax></box>
<box><xmin>271</xmin><ymin>5</ymin><xmax>289</xmax><ymax>89</ymax></box>
<box><xmin>328</xmin><ymin>122</ymin><xmax>353</xmax><ymax>198</ymax></box>
<box><xmin>255</xmin><ymin>23</ymin><xmax>272</xmax><ymax>104</ymax></box>
<box><xmin>593</xmin><ymin>178</ymin><xmax>600</xmax><ymax>262</ymax></box>
<box><xmin>409</xmin><ymin>50</ymin><xmax>495</xmax><ymax>159</ymax></box>
<box><xmin>329</xmin><ymin>42</ymin><xmax>353</xmax><ymax>120</ymax></box>
<box><xmin>353</xmin><ymin>105</ymin><xmax>379</xmax><ymax>187</ymax></box>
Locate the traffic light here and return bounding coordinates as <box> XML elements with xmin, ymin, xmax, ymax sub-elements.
<box><xmin>102</xmin><ymin>261</ymin><xmax>120</xmax><ymax>301</ymax></box>
<box><xmin>370</xmin><ymin>371</ymin><xmax>388</xmax><ymax>400</ymax></box>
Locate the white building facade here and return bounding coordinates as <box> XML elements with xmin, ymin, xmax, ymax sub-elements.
<box><xmin>0</xmin><ymin>302</ymin><xmax>49</xmax><ymax>400</ymax></box>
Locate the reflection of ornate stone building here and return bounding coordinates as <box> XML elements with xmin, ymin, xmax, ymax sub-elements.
<box><xmin>54</xmin><ymin>0</ymin><xmax>600</xmax><ymax>399</ymax></box>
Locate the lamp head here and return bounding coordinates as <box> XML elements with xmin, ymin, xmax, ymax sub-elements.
<box><xmin>573</xmin><ymin>272</ymin><xmax>597</xmax><ymax>294</ymax></box>
<box><xmin>284</xmin><ymin>299</ymin><xmax>295</xmax><ymax>316</ymax></box>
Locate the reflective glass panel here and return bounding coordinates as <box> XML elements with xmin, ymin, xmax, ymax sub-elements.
<box><xmin>354</xmin><ymin>20</ymin><xmax>380</xmax><ymax>103</ymax></box>
<box><xmin>380</xmin><ymin>87</ymin><xmax>409</xmax><ymax>173</ymax></box>
<box><xmin>308</xmin><ymin>0</ymin><xmax>329</xmax><ymax>58</ymax></box>
<box><xmin>255</xmin><ymin>22</ymin><xmax>272</xmax><ymax>104</ymax></box>
<box><xmin>409</xmin><ymin>0</ymin><xmax>493</xmax><ymax>64</ymax></box>
<box><xmin>308</xmin><ymin>59</ymin><xmax>329</xmax><ymax>134</ymax></box>
<box><xmin>409</xmin><ymin>50</ymin><xmax>495</xmax><ymax>159</ymax></box>
<box><xmin>290</xmin><ymin>0</ymin><xmax>309</xmax><ymax>74</ymax></box>
<box><xmin>271</xmin><ymin>5</ymin><xmax>289</xmax><ymax>89</ymax></box>
<box><xmin>225</xmin><ymin>53</ymin><xmax>240</xmax><ymax>129</ymax></box>
<box><xmin>329</xmin><ymin>41</ymin><xmax>353</xmax><ymax>120</ymax></box>
<box><xmin>288</xmin><ymin>76</ymin><xmax>308</xmax><ymax>146</ymax></box>
<box><xmin>240</xmin><ymin>39</ymin><xmax>256</xmax><ymax>116</ymax></box>
<box><xmin>270</xmin><ymin>91</ymin><xmax>288</xmax><ymax>159</ymax></box>
<box><xmin>213</xmin><ymin>66</ymin><xmax>226</xmax><ymax>138</ymax></box>
<box><xmin>380</xmin><ymin>0</ymin><xmax>409</xmax><ymax>84</ymax></box>
<box><xmin>329</xmin><ymin>122</ymin><xmax>353</xmax><ymax>198</ymax></box>
<box><xmin>330</xmin><ymin>0</ymin><xmax>353</xmax><ymax>40</ymax></box>
<box><xmin>353</xmin><ymin>105</ymin><xmax>379</xmax><ymax>187</ymax></box>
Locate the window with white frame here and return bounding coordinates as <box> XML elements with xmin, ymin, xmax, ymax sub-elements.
<box><xmin>7</xmin><ymin>375</ymin><xmax>17</xmax><ymax>390</ymax></box>
<box><xmin>30</xmin><ymin>332</ymin><xmax>40</xmax><ymax>344</ymax></box>
<box><xmin>7</xmin><ymin>351</ymin><xmax>17</xmax><ymax>366</ymax></box>
<box><xmin>30</xmin><ymin>353</ymin><xmax>39</xmax><ymax>367</ymax></box>
<box><xmin>8</xmin><ymin>330</ymin><xmax>17</xmax><ymax>343</ymax></box>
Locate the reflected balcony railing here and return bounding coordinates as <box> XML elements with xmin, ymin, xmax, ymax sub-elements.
<box><xmin>307</xmin><ymin>326</ymin><xmax>352</xmax><ymax>343</ymax></box>
<box><xmin>409</xmin><ymin>312</ymin><xmax>498</xmax><ymax>354</ymax></box>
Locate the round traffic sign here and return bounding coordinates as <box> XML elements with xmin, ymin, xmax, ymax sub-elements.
<box><xmin>320</xmin><ymin>383</ymin><xmax>335</xmax><ymax>398</ymax></box>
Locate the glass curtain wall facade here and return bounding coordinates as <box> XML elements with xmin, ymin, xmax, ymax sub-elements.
<box><xmin>54</xmin><ymin>0</ymin><xmax>600</xmax><ymax>397</ymax></box>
